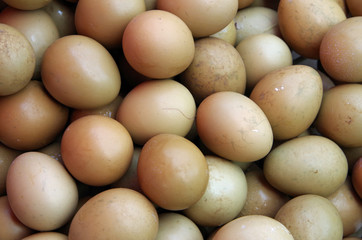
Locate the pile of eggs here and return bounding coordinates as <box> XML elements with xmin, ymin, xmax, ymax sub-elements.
<box><xmin>0</xmin><ymin>0</ymin><xmax>361</xmax><ymax>239</ymax></box>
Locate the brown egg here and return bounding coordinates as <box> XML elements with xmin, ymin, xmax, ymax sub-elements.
<box><xmin>0</xmin><ymin>144</ymin><xmax>22</xmax><ymax>196</ymax></box>
<box><xmin>0</xmin><ymin>196</ymin><xmax>34</xmax><ymax>240</ymax></box>
<box><xmin>137</xmin><ymin>133</ymin><xmax>209</xmax><ymax>211</ymax></box>
<box><xmin>22</xmin><ymin>232</ymin><xmax>68</xmax><ymax>240</ymax></box>
<box><xmin>352</xmin><ymin>158</ymin><xmax>362</xmax><ymax>199</ymax></box>
<box><xmin>2</xmin><ymin>0</ymin><xmax>52</xmax><ymax>10</ymax></box>
<box><xmin>0</xmin><ymin>23</ymin><xmax>35</xmax><ymax>96</ymax></box>
<box><xmin>264</xmin><ymin>135</ymin><xmax>348</xmax><ymax>197</ymax></box>
<box><xmin>196</xmin><ymin>91</ymin><xmax>273</xmax><ymax>163</ymax></box>
<box><xmin>157</xmin><ymin>0</ymin><xmax>238</xmax><ymax>38</ymax></box>
<box><xmin>234</xmin><ymin>6</ymin><xmax>280</xmax><ymax>46</ymax></box>
<box><xmin>156</xmin><ymin>212</ymin><xmax>204</xmax><ymax>240</ymax></box>
<box><xmin>249</xmin><ymin>65</ymin><xmax>323</xmax><ymax>140</ymax></box>
<box><xmin>319</xmin><ymin>17</ymin><xmax>362</xmax><ymax>83</ymax></box>
<box><xmin>278</xmin><ymin>0</ymin><xmax>346</xmax><ymax>59</ymax></box>
<box><xmin>0</xmin><ymin>7</ymin><xmax>59</xmax><ymax>79</ymax></box>
<box><xmin>210</xmin><ymin>20</ymin><xmax>237</xmax><ymax>46</ymax></box>
<box><xmin>315</xmin><ymin>84</ymin><xmax>362</xmax><ymax>148</ymax></box>
<box><xmin>116</xmin><ymin>79</ymin><xmax>196</xmax><ymax>145</ymax></box>
<box><xmin>275</xmin><ymin>194</ymin><xmax>344</xmax><ymax>240</ymax></box>
<box><xmin>6</xmin><ymin>152</ymin><xmax>78</xmax><ymax>231</ymax></box>
<box><xmin>0</xmin><ymin>80</ymin><xmax>69</xmax><ymax>151</ymax></box>
<box><xmin>183</xmin><ymin>155</ymin><xmax>248</xmax><ymax>227</ymax></box>
<box><xmin>61</xmin><ymin>115</ymin><xmax>134</xmax><ymax>186</ymax></box>
<box><xmin>44</xmin><ymin>0</ymin><xmax>77</xmax><ymax>37</ymax></box>
<box><xmin>346</xmin><ymin>0</ymin><xmax>362</xmax><ymax>16</ymax></box>
<box><xmin>327</xmin><ymin>177</ymin><xmax>362</xmax><ymax>237</ymax></box>
<box><xmin>122</xmin><ymin>10</ymin><xmax>195</xmax><ymax>79</ymax></box>
<box><xmin>236</xmin><ymin>33</ymin><xmax>293</xmax><ymax>90</ymax></box>
<box><xmin>41</xmin><ymin>35</ymin><xmax>121</xmax><ymax>109</ymax></box>
<box><xmin>212</xmin><ymin>215</ymin><xmax>294</xmax><ymax>240</ymax></box>
<box><xmin>238</xmin><ymin>0</ymin><xmax>254</xmax><ymax>9</ymax></box>
<box><xmin>68</xmin><ymin>188</ymin><xmax>159</xmax><ymax>240</ymax></box>
<box><xmin>75</xmin><ymin>0</ymin><xmax>146</xmax><ymax>49</ymax></box>
<box><xmin>239</xmin><ymin>167</ymin><xmax>290</xmax><ymax>218</ymax></box>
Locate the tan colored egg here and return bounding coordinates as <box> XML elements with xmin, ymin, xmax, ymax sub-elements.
<box><xmin>234</xmin><ymin>6</ymin><xmax>280</xmax><ymax>46</ymax></box>
<box><xmin>212</xmin><ymin>215</ymin><xmax>295</xmax><ymax>240</ymax></box>
<box><xmin>239</xmin><ymin>167</ymin><xmax>290</xmax><ymax>218</ymax></box>
<box><xmin>238</xmin><ymin>0</ymin><xmax>254</xmax><ymax>9</ymax></box>
<box><xmin>61</xmin><ymin>115</ymin><xmax>134</xmax><ymax>186</ymax></box>
<box><xmin>6</xmin><ymin>152</ymin><xmax>78</xmax><ymax>231</ymax></box>
<box><xmin>156</xmin><ymin>212</ymin><xmax>204</xmax><ymax>240</ymax></box>
<box><xmin>346</xmin><ymin>0</ymin><xmax>362</xmax><ymax>16</ymax></box>
<box><xmin>179</xmin><ymin>37</ymin><xmax>246</xmax><ymax>104</ymax></box>
<box><xmin>264</xmin><ymin>135</ymin><xmax>348</xmax><ymax>197</ymax></box>
<box><xmin>116</xmin><ymin>79</ymin><xmax>196</xmax><ymax>145</ymax></box>
<box><xmin>69</xmin><ymin>188</ymin><xmax>159</xmax><ymax>240</ymax></box>
<box><xmin>210</xmin><ymin>20</ymin><xmax>237</xmax><ymax>46</ymax></box>
<box><xmin>122</xmin><ymin>10</ymin><xmax>195</xmax><ymax>79</ymax></box>
<box><xmin>138</xmin><ymin>133</ymin><xmax>209</xmax><ymax>211</ymax></box>
<box><xmin>0</xmin><ymin>7</ymin><xmax>59</xmax><ymax>79</ymax></box>
<box><xmin>41</xmin><ymin>35</ymin><xmax>121</xmax><ymax>109</ymax></box>
<box><xmin>275</xmin><ymin>194</ymin><xmax>344</xmax><ymax>240</ymax></box>
<box><xmin>183</xmin><ymin>155</ymin><xmax>247</xmax><ymax>227</ymax></box>
<box><xmin>22</xmin><ymin>232</ymin><xmax>68</xmax><ymax>240</ymax></box>
<box><xmin>327</xmin><ymin>177</ymin><xmax>362</xmax><ymax>237</ymax></box>
<box><xmin>319</xmin><ymin>17</ymin><xmax>362</xmax><ymax>83</ymax></box>
<box><xmin>157</xmin><ymin>0</ymin><xmax>238</xmax><ymax>38</ymax></box>
<box><xmin>315</xmin><ymin>84</ymin><xmax>362</xmax><ymax>148</ymax></box>
<box><xmin>0</xmin><ymin>196</ymin><xmax>34</xmax><ymax>240</ymax></box>
<box><xmin>75</xmin><ymin>0</ymin><xmax>146</xmax><ymax>49</ymax></box>
<box><xmin>249</xmin><ymin>65</ymin><xmax>323</xmax><ymax>140</ymax></box>
<box><xmin>2</xmin><ymin>0</ymin><xmax>52</xmax><ymax>10</ymax></box>
<box><xmin>44</xmin><ymin>0</ymin><xmax>77</xmax><ymax>37</ymax></box>
<box><xmin>0</xmin><ymin>80</ymin><xmax>69</xmax><ymax>151</ymax></box>
<box><xmin>236</xmin><ymin>33</ymin><xmax>293</xmax><ymax>90</ymax></box>
<box><xmin>196</xmin><ymin>91</ymin><xmax>273</xmax><ymax>163</ymax></box>
<box><xmin>0</xmin><ymin>23</ymin><xmax>35</xmax><ymax>96</ymax></box>
<box><xmin>0</xmin><ymin>144</ymin><xmax>22</xmax><ymax>196</ymax></box>
<box><xmin>278</xmin><ymin>0</ymin><xmax>346</xmax><ymax>59</ymax></box>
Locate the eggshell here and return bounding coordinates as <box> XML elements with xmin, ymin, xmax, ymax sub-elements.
<box><xmin>183</xmin><ymin>155</ymin><xmax>247</xmax><ymax>227</ymax></box>
<box><xmin>275</xmin><ymin>194</ymin><xmax>344</xmax><ymax>240</ymax></box>
<box><xmin>210</xmin><ymin>20</ymin><xmax>237</xmax><ymax>46</ymax></box>
<box><xmin>137</xmin><ymin>133</ymin><xmax>209</xmax><ymax>211</ymax></box>
<box><xmin>346</xmin><ymin>0</ymin><xmax>362</xmax><ymax>16</ymax></box>
<box><xmin>263</xmin><ymin>135</ymin><xmax>348</xmax><ymax>197</ymax></box>
<box><xmin>61</xmin><ymin>115</ymin><xmax>134</xmax><ymax>186</ymax></box>
<box><xmin>212</xmin><ymin>215</ymin><xmax>294</xmax><ymax>240</ymax></box>
<box><xmin>22</xmin><ymin>232</ymin><xmax>68</xmax><ymax>240</ymax></box>
<box><xmin>196</xmin><ymin>91</ymin><xmax>273</xmax><ymax>163</ymax></box>
<box><xmin>352</xmin><ymin>158</ymin><xmax>362</xmax><ymax>199</ymax></box>
<box><xmin>6</xmin><ymin>152</ymin><xmax>78</xmax><ymax>231</ymax></box>
<box><xmin>0</xmin><ymin>23</ymin><xmax>35</xmax><ymax>96</ymax></box>
<box><xmin>68</xmin><ymin>188</ymin><xmax>159</xmax><ymax>240</ymax></box>
<box><xmin>278</xmin><ymin>0</ymin><xmax>346</xmax><ymax>59</ymax></box>
<box><xmin>2</xmin><ymin>0</ymin><xmax>52</xmax><ymax>10</ymax></box>
<box><xmin>315</xmin><ymin>83</ymin><xmax>362</xmax><ymax>148</ymax></box>
<box><xmin>249</xmin><ymin>65</ymin><xmax>323</xmax><ymax>140</ymax></box>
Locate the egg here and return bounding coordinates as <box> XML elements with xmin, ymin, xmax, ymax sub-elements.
<box><xmin>156</xmin><ymin>212</ymin><xmax>204</xmax><ymax>240</ymax></box>
<box><xmin>327</xmin><ymin>177</ymin><xmax>362</xmax><ymax>237</ymax></box>
<box><xmin>122</xmin><ymin>9</ymin><xmax>195</xmax><ymax>79</ymax></box>
<box><xmin>61</xmin><ymin>115</ymin><xmax>134</xmax><ymax>186</ymax></box>
<box><xmin>278</xmin><ymin>0</ymin><xmax>346</xmax><ymax>59</ymax></box>
<box><xmin>68</xmin><ymin>188</ymin><xmax>159</xmax><ymax>240</ymax></box>
<box><xmin>238</xmin><ymin>0</ymin><xmax>254</xmax><ymax>9</ymax></box>
<box><xmin>183</xmin><ymin>155</ymin><xmax>248</xmax><ymax>227</ymax></box>
<box><xmin>275</xmin><ymin>194</ymin><xmax>344</xmax><ymax>240</ymax></box>
<box><xmin>352</xmin><ymin>158</ymin><xmax>362</xmax><ymax>199</ymax></box>
<box><xmin>315</xmin><ymin>83</ymin><xmax>362</xmax><ymax>148</ymax></box>
<box><xmin>0</xmin><ymin>23</ymin><xmax>35</xmax><ymax>96</ymax></box>
<box><xmin>235</xmin><ymin>33</ymin><xmax>293</xmax><ymax>90</ymax></box>
<box><xmin>212</xmin><ymin>215</ymin><xmax>295</xmax><ymax>240</ymax></box>
<box><xmin>249</xmin><ymin>65</ymin><xmax>323</xmax><ymax>140</ymax></box>
<box><xmin>319</xmin><ymin>17</ymin><xmax>362</xmax><ymax>83</ymax></box>
<box><xmin>263</xmin><ymin>135</ymin><xmax>348</xmax><ymax>197</ymax></box>
<box><xmin>196</xmin><ymin>91</ymin><xmax>273</xmax><ymax>163</ymax></box>
<box><xmin>346</xmin><ymin>0</ymin><xmax>362</xmax><ymax>16</ymax></box>
<box><xmin>6</xmin><ymin>152</ymin><xmax>78</xmax><ymax>231</ymax></box>
<box><xmin>137</xmin><ymin>133</ymin><xmax>209</xmax><ymax>211</ymax></box>
<box><xmin>0</xmin><ymin>7</ymin><xmax>60</xmax><ymax>79</ymax></box>
<box><xmin>41</xmin><ymin>35</ymin><xmax>121</xmax><ymax>109</ymax></box>
<box><xmin>0</xmin><ymin>80</ymin><xmax>69</xmax><ymax>151</ymax></box>
<box><xmin>0</xmin><ymin>144</ymin><xmax>22</xmax><ymax>196</ymax></box>
<box><xmin>210</xmin><ymin>20</ymin><xmax>237</xmax><ymax>46</ymax></box>
<box><xmin>22</xmin><ymin>232</ymin><xmax>68</xmax><ymax>240</ymax></box>
<box><xmin>2</xmin><ymin>0</ymin><xmax>52</xmax><ymax>10</ymax></box>
<box><xmin>0</xmin><ymin>196</ymin><xmax>34</xmax><ymax>240</ymax></box>
<box><xmin>75</xmin><ymin>0</ymin><xmax>146</xmax><ymax>49</ymax></box>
